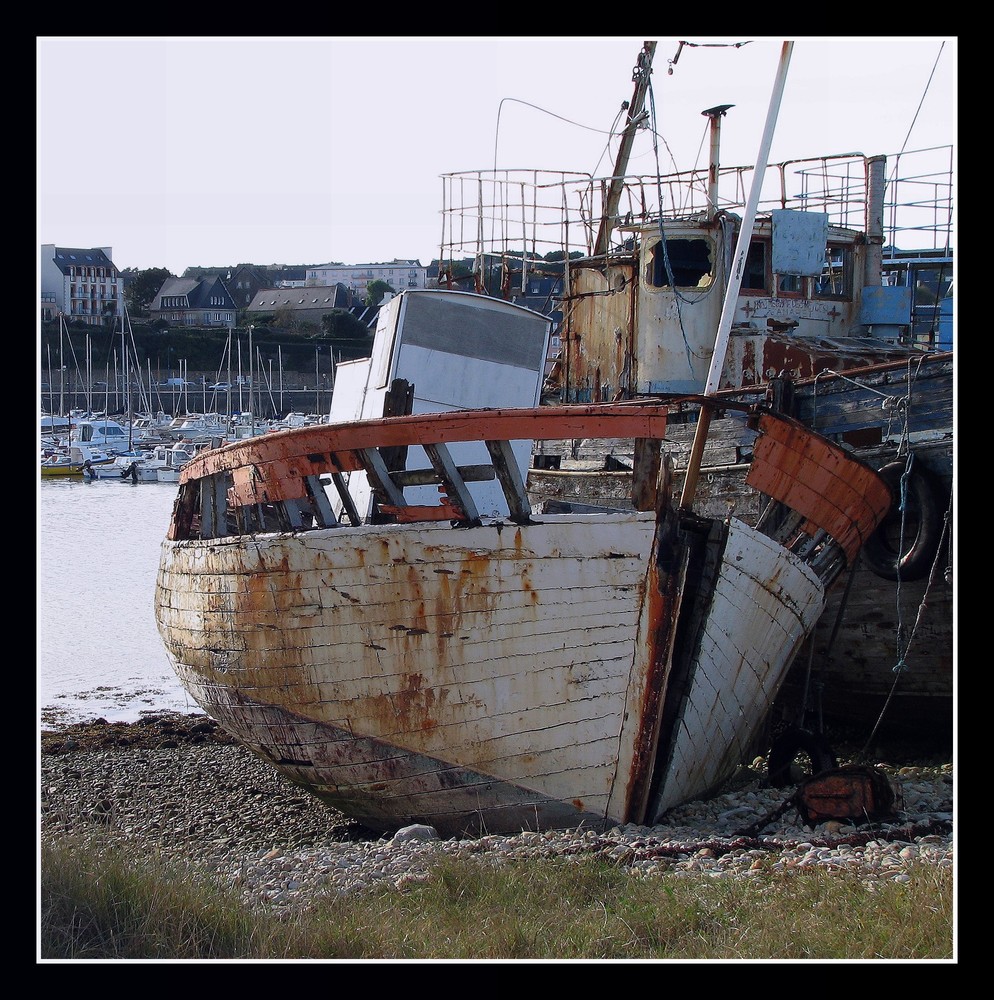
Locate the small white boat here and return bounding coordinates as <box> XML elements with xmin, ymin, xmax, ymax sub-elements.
<box><xmin>130</xmin><ymin>412</ymin><xmax>175</xmax><ymax>447</ymax></box>
<box><xmin>65</xmin><ymin>417</ymin><xmax>134</xmax><ymax>455</ymax></box>
<box><xmin>165</xmin><ymin>412</ymin><xmax>230</xmax><ymax>441</ymax></box>
<box><xmin>155</xmin><ymin>440</ymin><xmax>216</xmax><ymax>483</ymax></box>
<box><xmin>81</xmin><ymin>450</ymin><xmax>155</xmax><ymax>482</ymax></box>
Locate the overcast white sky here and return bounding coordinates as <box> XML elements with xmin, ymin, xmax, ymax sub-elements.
<box><xmin>37</xmin><ymin>36</ymin><xmax>956</xmax><ymax>276</ymax></box>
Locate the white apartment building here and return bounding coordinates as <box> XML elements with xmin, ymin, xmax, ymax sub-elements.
<box><xmin>305</xmin><ymin>259</ymin><xmax>427</xmax><ymax>297</ymax></box>
<box><xmin>40</xmin><ymin>244</ymin><xmax>125</xmax><ymax>326</ymax></box>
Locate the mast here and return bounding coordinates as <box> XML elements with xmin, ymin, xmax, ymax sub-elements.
<box><xmin>120</xmin><ymin>315</ymin><xmax>133</xmax><ymax>449</ymax></box>
<box><xmin>679</xmin><ymin>40</ymin><xmax>793</xmax><ymax>511</ymax></box>
<box><xmin>85</xmin><ymin>333</ymin><xmax>92</xmax><ymax>414</ymax></box>
<box><xmin>121</xmin><ymin>316</ymin><xmax>128</xmax><ymax>422</ymax></box>
<box><xmin>58</xmin><ymin>316</ymin><xmax>65</xmax><ymax>420</ymax></box>
<box><xmin>593</xmin><ymin>41</ymin><xmax>656</xmax><ymax>258</ymax></box>
<box><xmin>249</xmin><ymin>325</ymin><xmax>254</xmax><ymax>436</ymax></box>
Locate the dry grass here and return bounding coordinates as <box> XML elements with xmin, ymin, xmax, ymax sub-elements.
<box><xmin>40</xmin><ymin>832</ymin><xmax>954</xmax><ymax>961</ymax></box>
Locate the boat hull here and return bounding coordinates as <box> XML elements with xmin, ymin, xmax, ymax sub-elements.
<box><xmin>153</xmin><ymin>400</ymin><xmax>889</xmax><ymax>836</ymax></box>
<box><xmin>156</xmin><ymin>512</ymin><xmax>823</xmax><ymax>836</ymax></box>
<box><xmin>40</xmin><ymin>462</ymin><xmax>84</xmax><ymax>477</ymax></box>
<box><xmin>529</xmin><ymin>358</ymin><xmax>955</xmax><ymax>733</ymax></box>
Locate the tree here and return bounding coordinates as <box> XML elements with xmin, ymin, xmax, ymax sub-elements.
<box><xmin>365</xmin><ymin>279</ymin><xmax>395</xmax><ymax>307</ymax></box>
<box><xmin>321</xmin><ymin>310</ymin><xmax>370</xmax><ymax>340</ymax></box>
<box><xmin>123</xmin><ymin>267</ymin><xmax>173</xmax><ymax>317</ymax></box>
<box><xmin>272</xmin><ymin>304</ymin><xmax>293</xmax><ymax>328</ymax></box>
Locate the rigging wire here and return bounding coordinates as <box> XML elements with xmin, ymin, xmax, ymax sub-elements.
<box><xmin>487</xmin><ymin>97</ymin><xmax>632</xmax><ymax>293</ymax></box>
<box><xmin>894</xmin><ymin>40</ymin><xmax>946</xmax><ymax>160</ymax></box>
<box><xmin>492</xmin><ymin>97</ymin><xmax>623</xmax><ymax>177</ymax></box>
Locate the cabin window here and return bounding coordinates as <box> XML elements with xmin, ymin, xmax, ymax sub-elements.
<box><xmin>648</xmin><ymin>238</ymin><xmax>714</xmax><ymax>289</ymax></box>
<box><xmin>742</xmin><ymin>241</ymin><xmax>768</xmax><ymax>291</ymax></box>
<box><xmin>813</xmin><ymin>245</ymin><xmax>853</xmax><ymax>299</ymax></box>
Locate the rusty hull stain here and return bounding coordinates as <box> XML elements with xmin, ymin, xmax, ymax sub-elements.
<box><xmin>623</xmin><ymin>504</ymin><xmax>683</xmax><ymax>824</ymax></box>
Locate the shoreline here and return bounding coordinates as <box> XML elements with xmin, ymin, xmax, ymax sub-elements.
<box><xmin>41</xmin><ymin>714</ymin><xmax>954</xmax><ymax>914</ymax></box>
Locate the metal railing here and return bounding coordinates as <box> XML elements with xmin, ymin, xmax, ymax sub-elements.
<box><xmin>438</xmin><ymin>146</ymin><xmax>954</xmax><ymax>267</ymax></box>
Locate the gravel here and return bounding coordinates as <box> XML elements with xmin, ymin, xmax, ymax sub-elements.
<box><xmin>40</xmin><ymin>713</ymin><xmax>954</xmax><ymax>916</ymax></box>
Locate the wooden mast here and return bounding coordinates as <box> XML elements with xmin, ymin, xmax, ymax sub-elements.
<box><xmin>593</xmin><ymin>41</ymin><xmax>657</xmax><ymax>258</ymax></box>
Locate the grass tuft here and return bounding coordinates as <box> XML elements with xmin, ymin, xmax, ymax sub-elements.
<box><xmin>40</xmin><ymin>834</ymin><xmax>954</xmax><ymax>961</ymax></box>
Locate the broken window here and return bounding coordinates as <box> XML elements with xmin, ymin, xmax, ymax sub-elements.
<box><xmin>648</xmin><ymin>238</ymin><xmax>714</xmax><ymax>289</ymax></box>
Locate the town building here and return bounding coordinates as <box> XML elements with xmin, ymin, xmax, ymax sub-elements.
<box><xmin>245</xmin><ymin>283</ymin><xmax>355</xmax><ymax>327</ymax></box>
<box><xmin>40</xmin><ymin>244</ymin><xmax>125</xmax><ymax>326</ymax></box>
<box><xmin>305</xmin><ymin>259</ymin><xmax>427</xmax><ymax>298</ymax></box>
<box><xmin>149</xmin><ymin>276</ymin><xmax>237</xmax><ymax>327</ymax></box>
<box><xmin>225</xmin><ymin>265</ymin><xmax>309</xmax><ymax>311</ymax></box>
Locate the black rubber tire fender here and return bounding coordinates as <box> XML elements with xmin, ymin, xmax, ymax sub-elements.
<box><xmin>862</xmin><ymin>459</ymin><xmax>943</xmax><ymax>582</ymax></box>
<box><xmin>767</xmin><ymin>726</ymin><xmax>838</xmax><ymax>788</ymax></box>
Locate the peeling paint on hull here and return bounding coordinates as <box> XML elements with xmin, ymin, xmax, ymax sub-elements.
<box><xmin>157</xmin><ymin>511</ymin><xmax>822</xmax><ymax>835</ymax></box>
<box><xmin>153</xmin><ymin>399</ymin><xmax>889</xmax><ymax>836</ymax></box>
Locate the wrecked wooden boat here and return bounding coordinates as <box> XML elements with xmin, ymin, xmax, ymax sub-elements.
<box><xmin>150</xmin><ymin>40</ymin><xmax>907</xmax><ymax>836</ymax></box>
<box><xmin>153</xmin><ymin>392</ymin><xmax>890</xmax><ymax>837</ymax></box>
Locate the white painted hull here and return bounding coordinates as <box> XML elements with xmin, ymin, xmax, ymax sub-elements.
<box><xmin>152</xmin><ymin>372</ymin><xmax>889</xmax><ymax>838</ymax></box>
<box><xmin>156</xmin><ymin>510</ymin><xmax>822</xmax><ymax>835</ymax></box>
<box><xmin>646</xmin><ymin>522</ymin><xmax>823</xmax><ymax>819</ymax></box>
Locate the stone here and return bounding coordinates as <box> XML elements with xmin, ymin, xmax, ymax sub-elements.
<box><xmin>391</xmin><ymin>824</ymin><xmax>439</xmax><ymax>845</ymax></box>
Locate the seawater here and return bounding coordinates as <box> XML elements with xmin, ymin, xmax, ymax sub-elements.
<box><xmin>38</xmin><ymin>477</ymin><xmax>197</xmax><ymax>724</ymax></box>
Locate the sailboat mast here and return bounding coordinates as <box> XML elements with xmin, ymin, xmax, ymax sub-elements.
<box><xmin>249</xmin><ymin>325</ymin><xmax>254</xmax><ymax>435</ymax></box>
<box><xmin>679</xmin><ymin>40</ymin><xmax>794</xmax><ymax>511</ymax></box>
<box><xmin>58</xmin><ymin>316</ymin><xmax>65</xmax><ymax>419</ymax></box>
<box><xmin>85</xmin><ymin>334</ymin><xmax>91</xmax><ymax>414</ymax></box>
<box><xmin>121</xmin><ymin>317</ymin><xmax>128</xmax><ymax>421</ymax></box>
<box><xmin>127</xmin><ymin>341</ymin><xmax>133</xmax><ymax>446</ymax></box>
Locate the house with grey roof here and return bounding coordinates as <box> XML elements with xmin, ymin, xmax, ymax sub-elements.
<box><xmin>149</xmin><ymin>276</ymin><xmax>237</xmax><ymax>327</ymax></box>
<box><xmin>224</xmin><ymin>264</ymin><xmax>311</xmax><ymax>311</ymax></box>
<box><xmin>245</xmin><ymin>283</ymin><xmax>355</xmax><ymax>326</ymax></box>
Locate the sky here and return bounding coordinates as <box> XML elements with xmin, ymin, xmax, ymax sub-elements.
<box><xmin>36</xmin><ymin>36</ymin><xmax>957</xmax><ymax>276</ymax></box>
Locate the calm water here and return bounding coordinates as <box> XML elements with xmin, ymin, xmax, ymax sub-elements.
<box><xmin>38</xmin><ymin>477</ymin><xmax>198</xmax><ymax>724</ymax></box>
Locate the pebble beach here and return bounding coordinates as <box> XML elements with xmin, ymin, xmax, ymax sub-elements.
<box><xmin>39</xmin><ymin>713</ymin><xmax>954</xmax><ymax>917</ymax></box>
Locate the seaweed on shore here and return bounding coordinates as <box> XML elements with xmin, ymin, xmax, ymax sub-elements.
<box><xmin>41</xmin><ymin>712</ymin><xmax>237</xmax><ymax>754</ymax></box>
